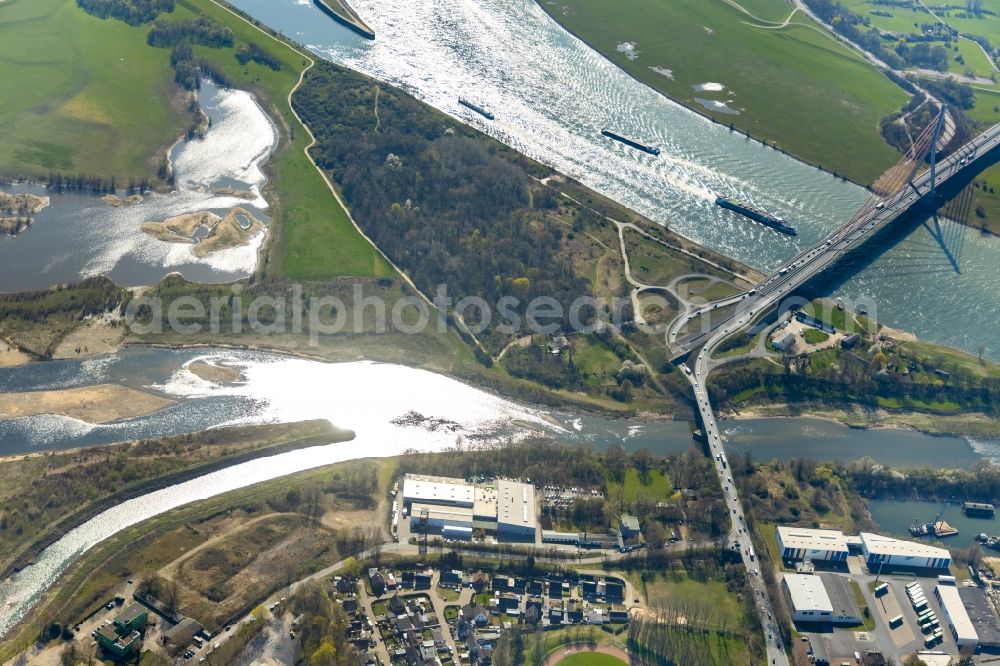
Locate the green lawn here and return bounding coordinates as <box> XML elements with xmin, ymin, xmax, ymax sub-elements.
<box><xmin>803</xmin><ymin>328</ymin><xmax>830</xmax><ymax>345</ymax></box>
<box><xmin>0</xmin><ymin>0</ymin><xmax>190</xmax><ymax>180</ymax></box>
<box><xmin>555</xmin><ymin>654</ymin><xmax>627</xmax><ymax>666</ymax></box>
<box><xmin>951</xmin><ymin>38</ymin><xmax>996</xmax><ymax>79</ymax></box>
<box><xmin>538</xmin><ymin>0</ymin><xmax>907</xmax><ymax>184</ymax></box>
<box><xmin>849</xmin><ymin>580</ymin><xmax>876</xmax><ymax>631</ymax></box>
<box><xmin>629</xmin><ymin>571</ymin><xmax>745</xmax><ymax>628</ymax></box>
<box><xmin>606</xmin><ymin>468</ymin><xmax>674</xmax><ymax>504</ymax></box>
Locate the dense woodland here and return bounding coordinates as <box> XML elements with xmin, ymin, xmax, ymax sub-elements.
<box><xmin>846</xmin><ymin>458</ymin><xmax>1000</xmax><ymax>503</ymax></box>
<box><xmin>294</xmin><ymin>63</ymin><xmax>592</xmax><ymax>352</ymax></box>
<box><xmin>235</xmin><ymin>43</ymin><xmax>281</xmax><ymax>71</ymax></box>
<box><xmin>291</xmin><ymin>581</ymin><xmax>360</xmax><ymax>666</ymax></box>
<box><xmin>76</xmin><ymin>0</ymin><xmax>174</xmax><ymax>25</ymax></box>
<box><xmin>147</xmin><ymin>16</ymin><xmax>234</xmax><ymax>48</ymax></box>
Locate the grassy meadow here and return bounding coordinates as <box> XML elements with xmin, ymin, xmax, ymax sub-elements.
<box><xmin>538</xmin><ymin>0</ymin><xmax>907</xmax><ymax>184</ymax></box>
<box><xmin>172</xmin><ymin>0</ymin><xmax>392</xmax><ymax>279</ymax></box>
<box><xmin>0</xmin><ymin>0</ymin><xmax>190</xmax><ymax>180</ymax></box>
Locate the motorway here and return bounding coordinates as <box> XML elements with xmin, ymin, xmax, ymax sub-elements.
<box><xmin>670</xmin><ymin>122</ymin><xmax>1000</xmax><ymax>356</ymax></box>
<box><xmin>669</xmin><ymin>123</ymin><xmax>1000</xmax><ymax>665</ymax></box>
<box><xmin>681</xmin><ymin>354</ymin><xmax>789</xmax><ymax>666</ymax></box>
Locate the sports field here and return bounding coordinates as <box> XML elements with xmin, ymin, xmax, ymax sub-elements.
<box><xmin>554</xmin><ymin>652</ymin><xmax>627</xmax><ymax>666</ymax></box>
<box><xmin>539</xmin><ymin>0</ymin><xmax>907</xmax><ymax>184</ymax></box>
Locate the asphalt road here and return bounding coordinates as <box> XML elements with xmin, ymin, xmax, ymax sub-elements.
<box><xmin>683</xmin><ymin>349</ymin><xmax>789</xmax><ymax>666</ymax></box>
<box><xmin>669</xmin><ymin>124</ymin><xmax>1000</xmax><ymax>665</ymax></box>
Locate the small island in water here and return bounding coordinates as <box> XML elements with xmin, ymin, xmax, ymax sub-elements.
<box><xmin>0</xmin><ymin>192</ymin><xmax>49</xmax><ymax>237</ymax></box>
<box><xmin>142</xmin><ymin>206</ymin><xmax>264</xmax><ymax>257</ymax></box>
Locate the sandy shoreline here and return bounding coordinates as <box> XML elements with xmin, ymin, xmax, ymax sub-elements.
<box><xmin>0</xmin><ymin>384</ymin><xmax>173</xmax><ymax>424</ymax></box>
<box><xmin>0</xmin><ymin>342</ymin><xmax>31</xmax><ymax>367</ymax></box>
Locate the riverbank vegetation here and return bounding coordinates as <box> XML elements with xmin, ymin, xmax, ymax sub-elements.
<box><xmin>0</xmin><ymin>0</ymin><xmax>388</xmax><ymax>277</ymax></box>
<box><xmin>708</xmin><ymin>304</ymin><xmax>1000</xmax><ymax>434</ymax></box>
<box><xmin>0</xmin><ymin>277</ymin><xmax>129</xmax><ymax>359</ymax></box>
<box><xmin>0</xmin><ymin>420</ymin><xmax>348</xmax><ymax>581</ymax></box>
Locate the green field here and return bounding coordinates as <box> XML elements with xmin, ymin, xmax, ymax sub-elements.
<box><xmin>555</xmin><ymin>653</ymin><xmax>627</xmax><ymax>666</ymax></box>
<box><xmin>538</xmin><ymin>0</ymin><xmax>907</xmax><ymax>184</ymax></box>
<box><xmin>607</xmin><ymin>468</ymin><xmax>674</xmax><ymax>504</ymax></box>
<box><xmin>0</xmin><ymin>0</ymin><xmax>190</xmax><ymax>180</ymax></box>
<box><xmin>840</xmin><ymin>0</ymin><xmax>1000</xmax><ymax>50</ymax></box>
<box><xmin>0</xmin><ymin>0</ymin><xmax>389</xmax><ymax>279</ymax></box>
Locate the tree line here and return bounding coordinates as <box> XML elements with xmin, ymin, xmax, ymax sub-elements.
<box><xmin>708</xmin><ymin>351</ymin><xmax>1000</xmax><ymax>417</ymax></box>
<box><xmin>147</xmin><ymin>16</ymin><xmax>235</xmax><ymax>48</ymax></box>
<box><xmin>236</xmin><ymin>43</ymin><xmax>282</xmax><ymax>71</ymax></box>
<box><xmin>76</xmin><ymin>0</ymin><xmax>174</xmax><ymax>26</ymax></box>
<box><xmin>804</xmin><ymin>0</ymin><xmax>950</xmax><ymax>71</ymax></box>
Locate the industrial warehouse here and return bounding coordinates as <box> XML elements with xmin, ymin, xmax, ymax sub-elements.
<box><xmin>775</xmin><ymin>526</ymin><xmax>952</xmax><ymax>570</ymax></box>
<box><xmin>782</xmin><ymin>573</ymin><xmax>861</xmax><ymax>625</ymax></box>
<box><xmin>936</xmin><ymin>580</ymin><xmax>979</xmax><ymax>648</ymax></box>
<box><xmin>399</xmin><ymin>474</ymin><xmax>537</xmax><ymax>541</ymax></box>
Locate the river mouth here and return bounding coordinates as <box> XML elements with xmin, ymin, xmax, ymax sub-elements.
<box><xmin>0</xmin><ymin>81</ymin><xmax>276</xmax><ymax>291</ymax></box>
<box><xmin>0</xmin><ymin>347</ymin><xmax>993</xmax><ymax>467</ymax></box>
<box><xmin>0</xmin><ymin>346</ymin><xmax>995</xmax><ymax>637</ymax></box>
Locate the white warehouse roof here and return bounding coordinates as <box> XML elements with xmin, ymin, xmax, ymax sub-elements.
<box><xmin>496</xmin><ymin>479</ymin><xmax>536</xmax><ymax>531</ymax></box>
<box><xmin>403</xmin><ymin>474</ymin><xmax>474</xmax><ymax>507</ymax></box>
<box><xmin>937</xmin><ymin>584</ymin><xmax>978</xmax><ymax>645</ymax></box>
<box><xmin>777</xmin><ymin>526</ymin><xmax>849</xmax><ymax>553</ymax></box>
<box><xmin>784</xmin><ymin>574</ymin><xmax>833</xmax><ymax>613</ymax></box>
<box><xmin>859</xmin><ymin>532</ymin><xmax>950</xmax><ymax>560</ymax></box>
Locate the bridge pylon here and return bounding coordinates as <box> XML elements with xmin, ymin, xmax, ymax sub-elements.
<box><xmin>928</xmin><ymin>106</ymin><xmax>947</xmax><ymax>197</ymax></box>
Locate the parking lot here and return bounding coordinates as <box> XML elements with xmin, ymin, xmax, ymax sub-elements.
<box><xmin>799</xmin><ymin>564</ymin><xmax>963</xmax><ymax>664</ymax></box>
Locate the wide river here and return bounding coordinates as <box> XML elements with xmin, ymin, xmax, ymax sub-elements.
<box><xmin>225</xmin><ymin>0</ymin><xmax>1000</xmax><ymax>360</ymax></box>
<box><xmin>2</xmin><ymin>0</ymin><xmax>1000</xmax><ymax>640</ymax></box>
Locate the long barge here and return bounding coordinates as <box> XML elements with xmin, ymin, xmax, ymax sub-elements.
<box><xmin>601</xmin><ymin>130</ymin><xmax>660</xmax><ymax>156</ymax></box>
<box><xmin>313</xmin><ymin>0</ymin><xmax>375</xmax><ymax>40</ymax></box>
<box><xmin>458</xmin><ymin>98</ymin><xmax>494</xmax><ymax>120</ymax></box>
<box><xmin>715</xmin><ymin>197</ymin><xmax>796</xmax><ymax>236</ymax></box>
<box><xmin>963</xmin><ymin>501</ymin><xmax>995</xmax><ymax>516</ymax></box>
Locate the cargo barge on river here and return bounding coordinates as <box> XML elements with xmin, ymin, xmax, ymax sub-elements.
<box><xmin>601</xmin><ymin>130</ymin><xmax>660</xmax><ymax>155</ymax></box>
<box><xmin>715</xmin><ymin>197</ymin><xmax>797</xmax><ymax>236</ymax></box>
<box><xmin>459</xmin><ymin>98</ymin><xmax>494</xmax><ymax>120</ymax></box>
